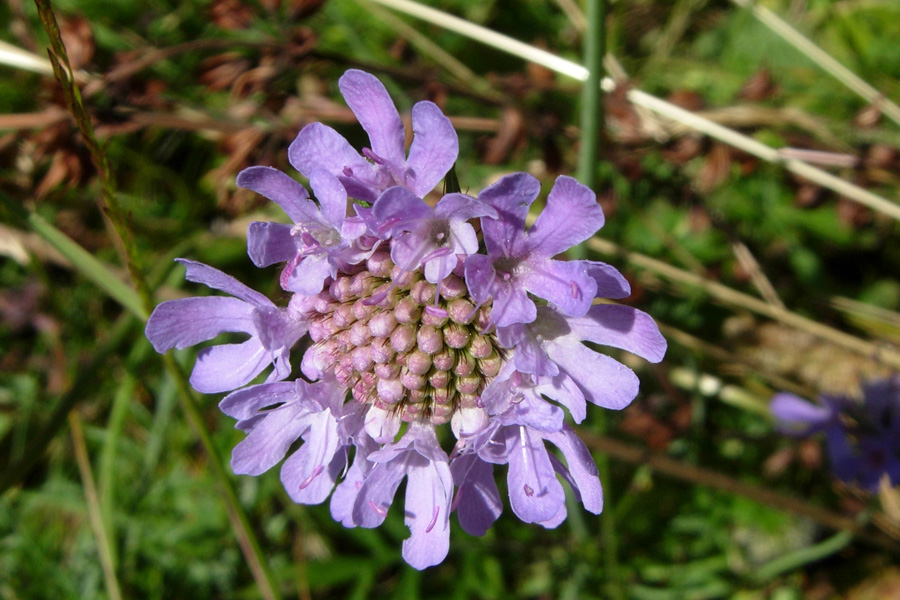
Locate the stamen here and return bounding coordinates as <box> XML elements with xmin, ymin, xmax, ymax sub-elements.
<box><xmin>425</xmin><ymin>305</ymin><xmax>448</xmax><ymax>318</ymax></box>
<box><xmin>369</xmin><ymin>501</ymin><xmax>388</xmax><ymax>517</ymax></box>
<box><xmin>361</xmin><ymin>147</ymin><xmax>385</xmax><ymax>165</ymax></box>
<box><xmin>298</xmin><ymin>465</ymin><xmax>324</xmax><ymax>489</ymax></box>
<box><xmin>570</xmin><ymin>279</ymin><xmax>581</xmax><ymax>299</ymax></box>
<box><xmin>425</xmin><ymin>506</ymin><xmax>440</xmax><ymax>533</ymax></box>
<box><xmin>524</xmin><ymin>484</ymin><xmax>534</xmax><ymax>497</ymax></box>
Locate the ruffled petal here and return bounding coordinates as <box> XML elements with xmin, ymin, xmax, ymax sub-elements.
<box><xmin>585</xmin><ymin>261</ymin><xmax>631</xmax><ymax>299</ymax></box>
<box><xmin>406</xmin><ymin>101</ymin><xmax>459</xmax><ymax>197</ymax></box>
<box><xmin>247</xmin><ymin>222</ymin><xmax>297</xmax><ymax>268</ymax></box>
<box><xmin>330</xmin><ymin>435</ymin><xmax>379</xmax><ymax>526</ymax></box>
<box><xmin>177</xmin><ymin>259</ymin><xmax>272</xmax><ymax>306</ymax></box>
<box><xmin>230</xmin><ymin>402</ymin><xmax>310</xmax><ymax>476</ymax></box>
<box><xmin>451</xmin><ymin>454</ymin><xmax>502</xmax><ymax>536</ymax></box>
<box><xmin>289</xmin><ymin>122</ymin><xmax>372</xmax><ymax>180</ymax></box>
<box><xmin>145</xmin><ymin>296</ymin><xmax>254</xmax><ymax>352</ymax></box>
<box><xmin>372</xmin><ymin>186</ymin><xmax>433</xmax><ymax>236</ymax></box>
<box><xmin>535</xmin><ymin>372</ymin><xmax>587</xmax><ymax>423</ymax></box>
<box><xmin>546</xmin><ymin>340</ymin><xmax>639</xmax><ymax>410</ymax></box>
<box><xmin>521</xmin><ymin>258</ymin><xmax>596</xmax><ymax>318</ymax></box>
<box><xmin>504</xmin><ymin>426</ymin><xmax>565</xmax><ymax>524</ymax></box>
<box><xmin>528</xmin><ymin>175</ymin><xmax>604</xmax><ymax>257</ymax></box>
<box><xmin>281</xmin><ymin>410</ymin><xmax>342</xmax><ymax>504</ymax></box>
<box><xmin>236</xmin><ymin>166</ymin><xmax>315</xmax><ymax>224</ymax></box>
<box><xmin>463</xmin><ymin>253</ymin><xmax>496</xmax><ymax>307</ymax></box>
<box><xmin>308</xmin><ymin>169</ymin><xmax>348</xmax><ymax>230</ymax></box>
<box><xmin>567</xmin><ymin>304</ymin><xmax>667</xmax><ymax>363</ymax></box>
<box><xmin>190</xmin><ymin>339</ymin><xmax>271</xmax><ymax>394</ymax></box>
<box><xmin>219</xmin><ymin>381</ymin><xmax>299</xmax><ymax>421</ymax></box>
<box><xmin>491</xmin><ymin>283</ymin><xmax>537</xmax><ymax>328</ymax></box>
<box><xmin>544</xmin><ymin>426</ymin><xmax>603</xmax><ymax>514</ymax></box>
<box><xmin>401</xmin><ymin>457</ymin><xmax>453</xmax><ymax>570</ymax></box>
<box><xmin>338</xmin><ymin>69</ymin><xmax>405</xmax><ymax>165</ymax></box>
<box><xmin>352</xmin><ymin>458</ymin><xmax>408</xmax><ymax>527</ymax></box>
<box><xmin>282</xmin><ymin>254</ymin><xmax>334</xmax><ymax>296</ymax></box>
<box><xmin>478</xmin><ymin>173</ymin><xmax>540</xmax><ymax>257</ymax></box>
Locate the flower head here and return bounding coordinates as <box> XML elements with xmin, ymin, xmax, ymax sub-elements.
<box><xmin>145</xmin><ymin>69</ymin><xmax>666</xmax><ymax>569</ymax></box>
<box><xmin>771</xmin><ymin>376</ymin><xmax>900</xmax><ymax>491</ymax></box>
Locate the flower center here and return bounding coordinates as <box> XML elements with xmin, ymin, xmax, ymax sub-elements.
<box><xmin>296</xmin><ymin>250</ymin><xmax>503</xmax><ymax>425</ymax></box>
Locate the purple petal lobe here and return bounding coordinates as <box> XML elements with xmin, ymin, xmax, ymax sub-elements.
<box><xmin>231</xmin><ymin>403</ymin><xmax>309</xmax><ymax>476</ymax></box>
<box><xmin>770</xmin><ymin>393</ymin><xmax>834</xmax><ymax>436</ymax></box>
<box><xmin>219</xmin><ymin>381</ymin><xmax>299</xmax><ymax>421</ymax></box>
<box><xmin>406</xmin><ymin>101</ymin><xmax>459</xmax><ymax>196</ymax></box>
<box><xmin>401</xmin><ymin>458</ymin><xmax>453</xmax><ymax>570</ymax></box>
<box><xmin>450</xmin><ymin>455</ymin><xmax>502</xmax><ymax>536</ymax></box>
<box><xmin>479</xmin><ymin>173</ymin><xmax>540</xmax><ymax>256</ymax></box>
<box><xmin>176</xmin><ymin>259</ymin><xmax>271</xmax><ymax>306</ymax></box>
<box><xmin>547</xmin><ymin>341</ymin><xmax>640</xmax><ymax>410</ymax></box>
<box><xmin>236</xmin><ymin>166</ymin><xmax>313</xmax><ymax>224</ymax></box>
<box><xmin>529</xmin><ymin>176</ymin><xmax>604</xmax><ymax>257</ymax></box>
<box><xmin>281</xmin><ymin>411</ymin><xmax>342</xmax><ymax>504</ymax></box>
<box><xmin>568</xmin><ymin>304</ymin><xmax>667</xmax><ymax>363</ymax></box>
<box><xmin>145</xmin><ymin>297</ymin><xmax>254</xmax><ymax>352</ymax></box>
<box><xmin>505</xmin><ymin>426</ymin><xmax>565</xmax><ymax>523</ymax></box>
<box><xmin>289</xmin><ymin>122</ymin><xmax>372</xmax><ymax>179</ymax></box>
<box><xmin>190</xmin><ymin>339</ymin><xmax>270</xmax><ymax>393</ymax></box>
<box><xmin>339</xmin><ymin>69</ymin><xmax>405</xmax><ymax>165</ymax></box>
<box><xmin>247</xmin><ymin>222</ymin><xmax>297</xmax><ymax>268</ymax></box>
<box><xmin>545</xmin><ymin>427</ymin><xmax>603</xmax><ymax>514</ymax></box>
<box><xmin>521</xmin><ymin>259</ymin><xmax>596</xmax><ymax>318</ymax></box>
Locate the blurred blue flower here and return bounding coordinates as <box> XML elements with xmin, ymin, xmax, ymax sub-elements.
<box><xmin>771</xmin><ymin>376</ymin><xmax>900</xmax><ymax>491</ymax></box>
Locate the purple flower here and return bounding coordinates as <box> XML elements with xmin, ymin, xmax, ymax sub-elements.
<box><xmin>145</xmin><ymin>259</ymin><xmax>305</xmax><ymax>393</ymax></box>
<box><xmin>373</xmin><ymin>186</ymin><xmax>497</xmax><ymax>285</ymax></box>
<box><xmin>145</xmin><ymin>69</ymin><xmax>668</xmax><ymax>569</ymax></box>
<box><xmin>290</xmin><ymin>69</ymin><xmax>458</xmax><ymax>203</ymax></box>
<box><xmin>237</xmin><ymin>167</ymin><xmax>367</xmax><ymax>296</ymax></box>
<box><xmin>348</xmin><ymin>423</ymin><xmax>454</xmax><ymax>570</ymax></box>
<box><xmin>771</xmin><ymin>377</ymin><xmax>900</xmax><ymax>491</ymax></box>
<box><xmin>220</xmin><ymin>377</ymin><xmax>364</xmax><ymax>504</ymax></box>
<box><xmin>495</xmin><ymin>304</ymin><xmax>668</xmax><ymax>421</ymax></box>
<box><xmin>465</xmin><ymin>173</ymin><xmax>608</xmax><ymax>328</ymax></box>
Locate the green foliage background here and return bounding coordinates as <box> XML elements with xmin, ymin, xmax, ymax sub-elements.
<box><xmin>2</xmin><ymin>0</ymin><xmax>900</xmax><ymax>598</ymax></box>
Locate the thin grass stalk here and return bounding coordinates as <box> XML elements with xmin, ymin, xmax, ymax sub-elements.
<box><xmin>578</xmin><ymin>432</ymin><xmax>900</xmax><ymax>551</ymax></box>
<box><xmin>0</xmin><ymin>314</ymin><xmax>136</xmax><ymax>495</ymax></box>
<box><xmin>573</xmin><ymin>0</ymin><xmax>607</xmax><ymax>264</ymax></box>
<box><xmin>367</xmin><ymin>0</ymin><xmax>900</xmax><ymax>223</ymax></box>
<box><xmin>730</xmin><ymin>0</ymin><xmax>900</xmax><ymax>128</ymax></box>
<box><xmin>98</xmin><ymin>374</ymin><xmax>135</xmax><ymax>568</ymax></box>
<box><xmin>69</xmin><ymin>412</ymin><xmax>124</xmax><ymax>600</ymax></box>
<box><xmin>33</xmin><ymin>2</ymin><xmax>282</xmax><ymax>598</ymax></box>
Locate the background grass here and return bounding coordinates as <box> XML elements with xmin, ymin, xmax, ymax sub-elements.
<box><xmin>2</xmin><ymin>0</ymin><xmax>900</xmax><ymax>598</ymax></box>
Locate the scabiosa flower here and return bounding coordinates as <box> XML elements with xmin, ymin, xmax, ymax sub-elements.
<box><xmin>771</xmin><ymin>376</ymin><xmax>900</xmax><ymax>491</ymax></box>
<box><xmin>145</xmin><ymin>69</ymin><xmax>666</xmax><ymax>569</ymax></box>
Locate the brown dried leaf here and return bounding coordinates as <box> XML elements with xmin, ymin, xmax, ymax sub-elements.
<box><xmin>663</xmin><ymin>135</ymin><xmax>704</xmax><ymax>165</ymax></box>
<box><xmin>763</xmin><ymin>447</ymin><xmax>794</xmax><ymax>477</ymax></box>
<box><xmin>855</xmin><ymin>103</ymin><xmax>883</xmax><ymax>129</ymax></box>
<box><xmin>199</xmin><ymin>53</ymin><xmax>252</xmax><ymax>92</ymax></box>
<box><xmin>286</xmin><ymin>0</ymin><xmax>328</xmax><ymax>20</ymax></box>
<box><xmin>667</xmin><ymin>89</ymin><xmax>705</xmax><ymax>112</ymax></box>
<box><xmin>209</xmin><ymin>0</ymin><xmax>254</xmax><ymax>29</ymax></box>
<box><xmin>59</xmin><ymin>16</ymin><xmax>94</xmax><ymax>70</ymax></box>
<box><xmin>696</xmin><ymin>142</ymin><xmax>732</xmax><ymax>193</ymax></box>
<box><xmin>483</xmin><ymin>106</ymin><xmax>524</xmax><ymax>165</ymax></box>
<box><xmin>737</xmin><ymin>68</ymin><xmax>778</xmax><ymax>102</ymax></box>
